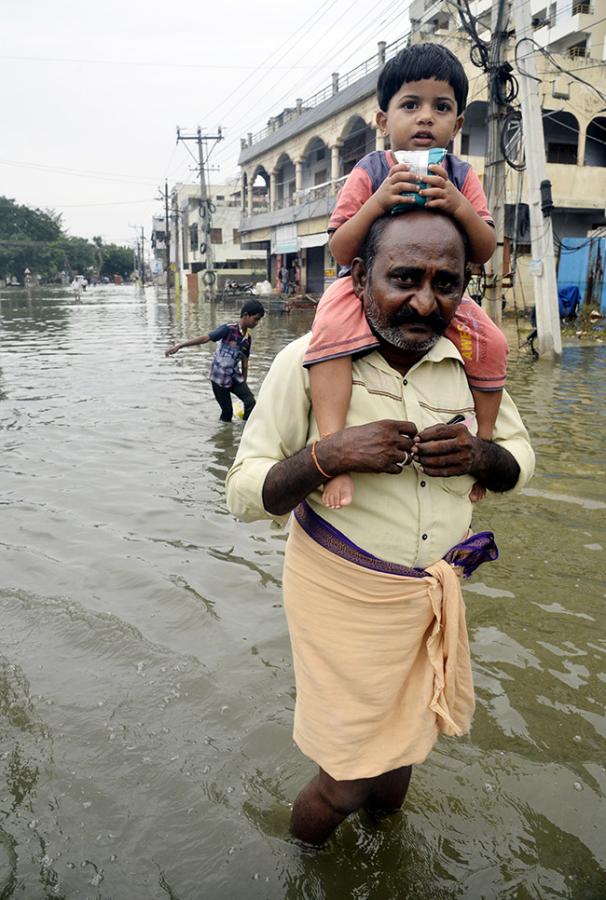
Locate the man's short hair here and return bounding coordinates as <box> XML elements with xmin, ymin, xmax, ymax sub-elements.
<box><xmin>240</xmin><ymin>299</ymin><xmax>265</xmax><ymax>317</ymax></box>
<box><xmin>358</xmin><ymin>210</ymin><xmax>470</xmax><ymax>276</ymax></box>
<box><xmin>377</xmin><ymin>43</ymin><xmax>469</xmax><ymax>115</ymax></box>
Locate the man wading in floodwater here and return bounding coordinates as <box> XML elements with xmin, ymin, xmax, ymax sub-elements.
<box><xmin>226</xmin><ymin>208</ymin><xmax>534</xmax><ymax>846</ymax></box>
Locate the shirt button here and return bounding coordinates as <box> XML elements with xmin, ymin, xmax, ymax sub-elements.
<box><xmin>403</xmin><ymin>378</ymin><xmax>408</xmax><ymax>385</ymax></box>
<box><xmin>420</xmin><ymin>480</ymin><xmax>426</xmax><ymax>487</ymax></box>
<box><xmin>422</xmin><ymin>533</ymin><xmax>428</xmax><ymax>540</ymax></box>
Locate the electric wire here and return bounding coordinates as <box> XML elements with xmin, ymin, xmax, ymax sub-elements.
<box><xmin>209</xmin><ymin>0</ymin><xmax>412</xmax><ymax>173</ymax></box>
<box><xmin>164</xmin><ymin>0</ymin><xmax>606</xmax><ymax>282</ymax></box>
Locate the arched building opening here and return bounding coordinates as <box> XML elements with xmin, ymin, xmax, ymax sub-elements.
<box><xmin>340</xmin><ymin>116</ymin><xmax>374</xmax><ymax>174</ymax></box>
<box><xmin>301</xmin><ymin>137</ymin><xmax>330</xmax><ymax>191</ymax></box>
<box><xmin>275</xmin><ymin>154</ymin><xmax>296</xmax><ymax>208</ymax></box>
<box><xmin>251</xmin><ymin>166</ymin><xmax>269</xmax><ymax>211</ymax></box>
<box><xmin>584</xmin><ymin>115</ymin><xmax>606</xmax><ymax>166</ymax></box>
<box><xmin>543</xmin><ymin>110</ymin><xmax>579</xmax><ymax>164</ymax></box>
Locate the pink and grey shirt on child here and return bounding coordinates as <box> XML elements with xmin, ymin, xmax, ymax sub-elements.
<box><xmin>328</xmin><ymin>149</ymin><xmax>493</xmax><ymax>236</ymax></box>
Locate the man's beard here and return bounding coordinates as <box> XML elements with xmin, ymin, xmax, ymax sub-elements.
<box><xmin>365</xmin><ymin>287</ymin><xmax>448</xmax><ymax>352</ymax></box>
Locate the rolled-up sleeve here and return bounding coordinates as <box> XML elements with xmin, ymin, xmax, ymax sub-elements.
<box><xmin>492</xmin><ymin>390</ymin><xmax>535</xmax><ymax>493</ymax></box>
<box><xmin>226</xmin><ymin>337</ymin><xmax>312</xmax><ymax>523</ymax></box>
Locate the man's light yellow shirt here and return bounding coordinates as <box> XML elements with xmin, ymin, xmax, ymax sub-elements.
<box><xmin>226</xmin><ymin>334</ymin><xmax>535</xmax><ymax>569</ymax></box>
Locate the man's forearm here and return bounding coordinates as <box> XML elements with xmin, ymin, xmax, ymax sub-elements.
<box><xmin>262</xmin><ymin>421</ymin><xmax>418</xmax><ymax>515</ymax></box>
<box><xmin>470</xmin><ymin>439</ymin><xmax>520</xmax><ymax>492</ymax></box>
<box><xmin>262</xmin><ymin>446</ymin><xmax>329</xmax><ymax>515</ymax></box>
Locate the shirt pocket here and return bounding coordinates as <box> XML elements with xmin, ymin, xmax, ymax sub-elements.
<box><xmin>439</xmin><ymin>474</ymin><xmax>475</xmax><ymax>499</ymax></box>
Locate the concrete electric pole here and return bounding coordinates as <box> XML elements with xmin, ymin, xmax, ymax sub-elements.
<box><xmin>129</xmin><ymin>224</ymin><xmax>145</xmax><ymax>284</ymax></box>
<box><xmin>171</xmin><ymin>189</ymin><xmax>181</xmax><ymax>301</ymax></box>
<box><xmin>158</xmin><ymin>179</ymin><xmax>171</xmax><ymax>301</ymax></box>
<box><xmin>483</xmin><ymin>0</ymin><xmax>508</xmax><ymax>326</ymax></box>
<box><xmin>512</xmin><ymin>0</ymin><xmax>562</xmax><ymax>356</ymax></box>
<box><xmin>176</xmin><ymin>126</ymin><xmax>223</xmax><ymax>291</ymax></box>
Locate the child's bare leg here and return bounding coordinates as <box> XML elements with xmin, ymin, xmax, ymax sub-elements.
<box><xmin>469</xmin><ymin>388</ymin><xmax>503</xmax><ymax>502</ymax></box>
<box><xmin>309</xmin><ymin>358</ymin><xmax>354</xmax><ymax>509</ymax></box>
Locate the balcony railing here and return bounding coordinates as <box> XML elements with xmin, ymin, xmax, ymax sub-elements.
<box><xmin>246</xmin><ymin>34</ymin><xmax>409</xmax><ymax>149</ymax></box>
<box><xmin>293</xmin><ymin>176</ymin><xmax>347</xmax><ymax>204</ymax></box>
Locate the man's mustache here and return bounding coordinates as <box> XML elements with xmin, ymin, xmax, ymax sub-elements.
<box><xmin>391</xmin><ymin>306</ymin><xmax>448</xmax><ymax>333</ymax></box>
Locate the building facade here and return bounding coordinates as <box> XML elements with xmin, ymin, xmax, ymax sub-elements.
<box><xmin>151</xmin><ymin>180</ymin><xmax>267</xmax><ymax>292</ymax></box>
<box><xmin>237</xmin><ymin>18</ymin><xmax>606</xmax><ymax>299</ymax></box>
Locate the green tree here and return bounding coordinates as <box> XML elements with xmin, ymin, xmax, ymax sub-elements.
<box><xmin>96</xmin><ymin>241</ymin><xmax>134</xmax><ymax>280</ymax></box>
<box><xmin>86</xmin><ymin>235</ymin><xmax>133</xmax><ymax>280</ymax></box>
<box><xmin>0</xmin><ymin>197</ymin><xmax>133</xmax><ymax>283</ymax></box>
<box><xmin>57</xmin><ymin>235</ymin><xmax>96</xmax><ymax>276</ymax></box>
<box><xmin>0</xmin><ymin>196</ymin><xmax>64</xmax><ymax>280</ymax></box>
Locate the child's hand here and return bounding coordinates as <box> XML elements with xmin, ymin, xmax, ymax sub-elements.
<box><xmin>373</xmin><ymin>164</ymin><xmax>419</xmax><ymax>213</ymax></box>
<box><xmin>418</xmin><ymin>164</ymin><xmax>466</xmax><ymax>216</ymax></box>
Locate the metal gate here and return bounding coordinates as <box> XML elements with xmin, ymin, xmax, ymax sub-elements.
<box><xmin>306</xmin><ymin>246</ymin><xmax>325</xmax><ymax>294</ymax></box>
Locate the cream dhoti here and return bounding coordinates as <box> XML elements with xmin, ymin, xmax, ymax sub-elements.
<box><xmin>283</xmin><ymin>503</ymin><xmax>497</xmax><ymax>781</ymax></box>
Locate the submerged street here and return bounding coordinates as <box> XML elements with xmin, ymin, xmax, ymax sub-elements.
<box><xmin>1</xmin><ymin>283</ymin><xmax>605</xmax><ymax>899</ymax></box>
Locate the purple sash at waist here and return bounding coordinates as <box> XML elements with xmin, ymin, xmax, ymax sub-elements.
<box><xmin>293</xmin><ymin>500</ymin><xmax>498</xmax><ymax>579</ymax></box>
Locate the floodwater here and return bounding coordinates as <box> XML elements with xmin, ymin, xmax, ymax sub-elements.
<box><xmin>1</xmin><ymin>284</ymin><xmax>604</xmax><ymax>900</ymax></box>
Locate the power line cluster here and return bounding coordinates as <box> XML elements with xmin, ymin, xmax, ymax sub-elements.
<box><xmin>451</xmin><ymin>0</ymin><xmax>606</xmax><ymax>321</ymax></box>
<box><xmin>168</xmin><ymin>0</ymin><xmax>414</xmax><ymax>186</ymax></box>
<box><xmin>456</xmin><ymin>0</ymin><xmax>518</xmax><ymax>101</ymax></box>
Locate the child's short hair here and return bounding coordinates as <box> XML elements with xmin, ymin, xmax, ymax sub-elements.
<box><xmin>377</xmin><ymin>43</ymin><xmax>469</xmax><ymax>115</ymax></box>
<box><xmin>240</xmin><ymin>298</ymin><xmax>265</xmax><ymax>318</ymax></box>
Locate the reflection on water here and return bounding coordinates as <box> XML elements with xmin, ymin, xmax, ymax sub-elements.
<box><xmin>0</xmin><ymin>285</ymin><xmax>604</xmax><ymax>899</ymax></box>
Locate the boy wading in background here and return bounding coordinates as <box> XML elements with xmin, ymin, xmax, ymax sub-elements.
<box><xmin>165</xmin><ymin>299</ymin><xmax>265</xmax><ymax>422</ymax></box>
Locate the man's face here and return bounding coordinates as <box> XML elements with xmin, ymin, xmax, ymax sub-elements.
<box><xmin>353</xmin><ymin>213</ymin><xmax>466</xmax><ymax>354</ymax></box>
<box><xmin>376</xmin><ymin>79</ymin><xmax>464</xmax><ymax>152</ymax></box>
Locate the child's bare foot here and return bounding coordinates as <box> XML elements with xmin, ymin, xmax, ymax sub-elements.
<box><xmin>322</xmin><ymin>473</ymin><xmax>354</xmax><ymax>509</ymax></box>
<box><xmin>469</xmin><ymin>482</ymin><xmax>486</xmax><ymax>503</ymax></box>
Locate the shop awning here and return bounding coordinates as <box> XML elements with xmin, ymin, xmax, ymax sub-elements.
<box><xmin>271</xmin><ymin>240</ymin><xmax>299</xmax><ymax>254</ymax></box>
<box><xmin>299</xmin><ymin>233</ymin><xmax>329</xmax><ymax>250</ymax></box>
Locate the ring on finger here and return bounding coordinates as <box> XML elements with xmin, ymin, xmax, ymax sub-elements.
<box><xmin>396</xmin><ymin>450</ymin><xmax>410</xmax><ymax>469</ymax></box>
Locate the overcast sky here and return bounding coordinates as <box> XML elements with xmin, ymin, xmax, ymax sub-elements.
<box><xmin>1</xmin><ymin>0</ymin><xmax>411</xmax><ymax>249</ymax></box>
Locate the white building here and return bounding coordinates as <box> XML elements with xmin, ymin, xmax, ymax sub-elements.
<box><xmin>151</xmin><ymin>179</ymin><xmax>267</xmax><ymax>292</ymax></box>
<box><xmin>410</xmin><ymin>0</ymin><xmax>606</xmax><ymax>61</ymax></box>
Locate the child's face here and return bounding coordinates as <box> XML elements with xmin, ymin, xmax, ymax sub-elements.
<box><xmin>243</xmin><ymin>313</ymin><xmax>263</xmax><ymax>330</ymax></box>
<box><xmin>376</xmin><ymin>78</ymin><xmax>464</xmax><ymax>152</ymax></box>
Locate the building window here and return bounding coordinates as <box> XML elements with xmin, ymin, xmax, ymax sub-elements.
<box><xmin>215</xmin><ymin>194</ymin><xmax>225</xmax><ymax>201</ymax></box>
<box><xmin>189</xmin><ymin>223</ymin><xmax>198</xmax><ymax>252</ymax></box>
<box><xmin>314</xmin><ymin>170</ymin><xmax>328</xmax><ymax>185</ymax></box>
<box><xmin>210</xmin><ymin>228</ymin><xmax>223</xmax><ymax>244</ymax></box>
<box><xmin>233</xmin><ymin>229</ymin><xmax>240</xmax><ymax>245</ymax></box>
<box><xmin>547</xmin><ymin>142</ymin><xmax>577</xmax><ymax>164</ymax></box>
<box><xmin>460</xmin><ymin>133</ymin><xmax>470</xmax><ymax>155</ymax></box>
<box><xmin>568</xmin><ymin>41</ymin><xmax>587</xmax><ymax>58</ymax></box>
<box><xmin>572</xmin><ymin>2</ymin><xmax>591</xmax><ymax>14</ymax></box>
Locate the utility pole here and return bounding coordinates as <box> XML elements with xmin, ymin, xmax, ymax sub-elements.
<box><xmin>140</xmin><ymin>226</ymin><xmax>145</xmax><ymax>283</ymax></box>
<box><xmin>512</xmin><ymin>0</ymin><xmax>562</xmax><ymax>356</ymax></box>
<box><xmin>176</xmin><ymin>126</ymin><xmax>223</xmax><ymax>290</ymax></box>
<box><xmin>171</xmin><ymin>189</ymin><xmax>181</xmax><ymax>301</ymax></box>
<box><xmin>483</xmin><ymin>0</ymin><xmax>508</xmax><ymax>326</ymax></box>
<box><xmin>129</xmin><ymin>224</ymin><xmax>145</xmax><ymax>284</ymax></box>
<box><xmin>159</xmin><ymin>179</ymin><xmax>171</xmax><ymax>301</ymax></box>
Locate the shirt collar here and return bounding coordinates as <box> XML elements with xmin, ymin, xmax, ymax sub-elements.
<box><xmin>363</xmin><ymin>337</ymin><xmax>463</xmax><ymax>379</ymax></box>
